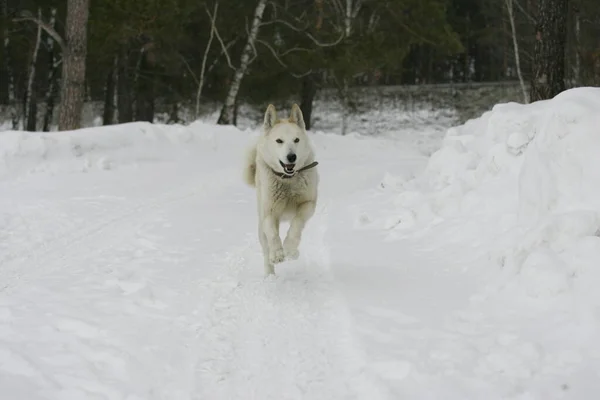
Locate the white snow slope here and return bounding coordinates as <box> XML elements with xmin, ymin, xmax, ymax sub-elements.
<box><xmin>1</xmin><ymin>88</ymin><xmax>600</xmax><ymax>400</ymax></box>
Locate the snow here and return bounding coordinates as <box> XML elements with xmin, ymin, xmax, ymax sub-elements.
<box><xmin>2</xmin><ymin>87</ymin><xmax>600</xmax><ymax>399</ymax></box>
<box><xmin>355</xmin><ymin>87</ymin><xmax>600</xmax><ymax>398</ymax></box>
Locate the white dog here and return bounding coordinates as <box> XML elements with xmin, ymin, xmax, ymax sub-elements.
<box><xmin>243</xmin><ymin>103</ymin><xmax>319</xmax><ymax>275</ymax></box>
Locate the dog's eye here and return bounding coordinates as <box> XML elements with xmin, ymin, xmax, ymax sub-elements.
<box><xmin>294</xmin><ymin>138</ymin><xmax>300</xmax><ymax>143</ymax></box>
<box><xmin>276</xmin><ymin>139</ymin><xmax>283</xmax><ymax>144</ymax></box>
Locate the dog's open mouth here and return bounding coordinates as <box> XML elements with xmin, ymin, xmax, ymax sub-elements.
<box><xmin>279</xmin><ymin>161</ymin><xmax>296</xmax><ymax>175</ymax></box>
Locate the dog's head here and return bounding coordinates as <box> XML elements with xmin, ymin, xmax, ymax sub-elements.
<box><xmin>259</xmin><ymin>104</ymin><xmax>312</xmax><ymax>177</ymax></box>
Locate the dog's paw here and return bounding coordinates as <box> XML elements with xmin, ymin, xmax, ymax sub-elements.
<box><xmin>284</xmin><ymin>246</ymin><xmax>299</xmax><ymax>260</ymax></box>
<box><xmin>283</xmin><ymin>237</ymin><xmax>300</xmax><ymax>260</ymax></box>
<box><xmin>269</xmin><ymin>248</ymin><xmax>285</xmax><ymax>264</ymax></box>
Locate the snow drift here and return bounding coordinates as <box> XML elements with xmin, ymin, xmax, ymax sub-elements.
<box><xmin>385</xmin><ymin>87</ymin><xmax>600</xmax><ymax>301</ymax></box>
<box><xmin>0</xmin><ymin>121</ymin><xmax>248</xmax><ymax>180</ymax></box>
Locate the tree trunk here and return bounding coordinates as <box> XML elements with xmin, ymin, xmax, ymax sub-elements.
<box><xmin>24</xmin><ymin>8</ymin><xmax>43</xmax><ymax>131</ymax></box>
<box><xmin>102</xmin><ymin>57</ymin><xmax>116</xmax><ymax>125</ymax></box>
<box><xmin>168</xmin><ymin>101</ymin><xmax>179</xmax><ymax>124</ymax></box>
<box><xmin>43</xmin><ymin>62</ymin><xmax>59</xmax><ymax>131</ymax></box>
<box><xmin>232</xmin><ymin>96</ymin><xmax>239</xmax><ymax>126</ymax></box>
<box><xmin>345</xmin><ymin>0</ymin><xmax>353</xmax><ymax>36</ymax></box>
<box><xmin>134</xmin><ymin>51</ymin><xmax>155</xmax><ymax>123</ymax></box>
<box><xmin>195</xmin><ymin>1</ymin><xmax>218</xmax><ymax>119</ymax></box>
<box><xmin>117</xmin><ymin>46</ymin><xmax>133</xmax><ymax>123</ymax></box>
<box><xmin>573</xmin><ymin>8</ymin><xmax>580</xmax><ymax>85</ymax></box>
<box><xmin>337</xmin><ymin>0</ymin><xmax>360</xmax><ymax>134</ymax></box>
<box><xmin>340</xmin><ymin>77</ymin><xmax>350</xmax><ymax>136</ymax></box>
<box><xmin>217</xmin><ymin>0</ymin><xmax>268</xmax><ymax>126</ymax></box>
<box><xmin>502</xmin><ymin>13</ymin><xmax>508</xmax><ymax>77</ymax></box>
<box><xmin>529</xmin><ymin>0</ymin><xmax>568</xmax><ymax>102</ymax></box>
<box><xmin>299</xmin><ymin>74</ymin><xmax>317</xmax><ymax>131</ymax></box>
<box><xmin>11</xmin><ymin>70</ymin><xmax>23</xmax><ymax>130</ymax></box>
<box><xmin>42</xmin><ymin>8</ymin><xmax>58</xmax><ymax>132</ymax></box>
<box><xmin>506</xmin><ymin>0</ymin><xmax>528</xmax><ymax>103</ymax></box>
<box><xmin>58</xmin><ymin>0</ymin><xmax>90</xmax><ymax>131</ymax></box>
<box><xmin>0</xmin><ymin>1</ymin><xmax>9</xmax><ymax>105</ymax></box>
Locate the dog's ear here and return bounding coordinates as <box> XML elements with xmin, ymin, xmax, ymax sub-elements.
<box><xmin>289</xmin><ymin>104</ymin><xmax>305</xmax><ymax>131</ymax></box>
<box><xmin>263</xmin><ymin>104</ymin><xmax>277</xmax><ymax>133</ymax></box>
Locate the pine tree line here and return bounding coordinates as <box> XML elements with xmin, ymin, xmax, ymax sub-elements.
<box><xmin>0</xmin><ymin>0</ymin><xmax>598</xmax><ymax>132</ymax></box>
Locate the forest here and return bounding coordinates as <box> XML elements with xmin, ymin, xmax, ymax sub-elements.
<box><xmin>1</xmin><ymin>0</ymin><xmax>599</xmax><ymax>132</ymax></box>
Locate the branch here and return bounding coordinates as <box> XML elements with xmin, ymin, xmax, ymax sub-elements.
<box><xmin>262</xmin><ymin>18</ymin><xmax>345</xmax><ymax>47</ymax></box>
<box><xmin>207</xmin><ymin>38</ymin><xmax>238</xmax><ymax>75</ymax></box>
<box><xmin>178</xmin><ymin>52</ymin><xmax>199</xmax><ymax>85</ymax></box>
<box><xmin>266</xmin><ymin>0</ymin><xmax>278</xmax><ymax>19</ymax></box>
<box><xmin>513</xmin><ymin>0</ymin><xmax>535</xmax><ymax>24</ymax></box>
<box><xmin>255</xmin><ymin>39</ymin><xmax>312</xmax><ymax>78</ymax></box>
<box><xmin>351</xmin><ymin>0</ymin><xmax>363</xmax><ymax>20</ymax></box>
<box><xmin>212</xmin><ymin>15</ymin><xmax>236</xmax><ymax>70</ymax></box>
<box><xmin>330</xmin><ymin>0</ymin><xmax>345</xmax><ymax>19</ymax></box>
<box><xmin>367</xmin><ymin>5</ymin><xmax>382</xmax><ymax>33</ymax></box>
<box><xmin>13</xmin><ymin>16</ymin><xmax>66</xmax><ymax>51</ymax></box>
<box><xmin>256</xmin><ymin>38</ymin><xmax>286</xmax><ymax>68</ymax></box>
<box><xmin>290</xmin><ymin>69</ymin><xmax>314</xmax><ymax>79</ymax></box>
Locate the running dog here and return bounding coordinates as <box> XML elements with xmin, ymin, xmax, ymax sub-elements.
<box><xmin>243</xmin><ymin>104</ymin><xmax>319</xmax><ymax>275</ymax></box>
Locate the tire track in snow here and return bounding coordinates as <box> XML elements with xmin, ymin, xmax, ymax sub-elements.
<box><xmin>192</xmin><ymin>201</ymin><xmax>390</xmax><ymax>400</ymax></box>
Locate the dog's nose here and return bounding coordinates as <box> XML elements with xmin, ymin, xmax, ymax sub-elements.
<box><xmin>287</xmin><ymin>153</ymin><xmax>297</xmax><ymax>163</ymax></box>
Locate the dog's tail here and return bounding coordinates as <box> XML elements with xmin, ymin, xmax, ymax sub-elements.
<box><xmin>243</xmin><ymin>144</ymin><xmax>257</xmax><ymax>188</ymax></box>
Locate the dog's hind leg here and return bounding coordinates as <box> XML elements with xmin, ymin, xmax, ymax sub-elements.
<box><xmin>283</xmin><ymin>201</ymin><xmax>316</xmax><ymax>260</ymax></box>
<box><xmin>258</xmin><ymin>226</ymin><xmax>275</xmax><ymax>275</ymax></box>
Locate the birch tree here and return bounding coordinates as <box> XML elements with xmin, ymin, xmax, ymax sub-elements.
<box><xmin>505</xmin><ymin>0</ymin><xmax>528</xmax><ymax>103</ymax></box>
<box><xmin>24</xmin><ymin>8</ymin><xmax>43</xmax><ymax>131</ymax></box>
<box><xmin>217</xmin><ymin>0</ymin><xmax>268</xmax><ymax>125</ymax></box>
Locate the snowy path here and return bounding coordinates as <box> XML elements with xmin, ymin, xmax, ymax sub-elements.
<box><xmin>0</xmin><ymin>128</ymin><xmax>424</xmax><ymax>399</ymax></box>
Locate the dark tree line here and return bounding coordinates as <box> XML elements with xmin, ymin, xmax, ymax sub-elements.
<box><xmin>0</xmin><ymin>0</ymin><xmax>597</xmax><ymax>132</ymax></box>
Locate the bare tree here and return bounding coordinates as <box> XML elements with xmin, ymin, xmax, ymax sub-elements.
<box><xmin>102</xmin><ymin>56</ymin><xmax>117</xmax><ymax>125</ymax></box>
<box><xmin>15</xmin><ymin>0</ymin><xmax>90</xmax><ymax>131</ymax></box>
<box><xmin>269</xmin><ymin>0</ymin><xmax>360</xmax><ymax>134</ymax></box>
<box><xmin>573</xmin><ymin>5</ymin><xmax>581</xmax><ymax>85</ymax></box>
<box><xmin>195</xmin><ymin>1</ymin><xmax>219</xmax><ymax>119</ymax></box>
<box><xmin>529</xmin><ymin>0</ymin><xmax>568</xmax><ymax>102</ymax></box>
<box><xmin>505</xmin><ymin>0</ymin><xmax>528</xmax><ymax>103</ymax></box>
<box><xmin>217</xmin><ymin>0</ymin><xmax>268</xmax><ymax>125</ymax></box>
<box><xmin>24</xmin><ymin>8</ymin><xmax>43</xmax><ymax>131</ymax></box>
<box><xmin>58</xmin><ymin>0</ymin><xmax>90</xmax><ymax>130</ymax></box>
<box><xmin>339</xmin><ymin>0</ymin><xmax>364</xmax><ymax>135</ymax></box>
<box><xmin>43</xmin><ymin>7</ymin><xmax>59</xmax><ymax>131</ymax></box>
<box><xmin>0</xmin><ymin>0</ymin><xmax>9</xmax><ymax>106</ymax></box>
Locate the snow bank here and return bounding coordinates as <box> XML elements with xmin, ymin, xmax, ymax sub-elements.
<box><xmin>0</xmin><ymin>121</ymin><xmax>249</xmax><ymax>179</ymax></box>
<box><xmin>383</xmin><ymin>87</ymin><xmax>600</xmax><ymax>302</ymax></box>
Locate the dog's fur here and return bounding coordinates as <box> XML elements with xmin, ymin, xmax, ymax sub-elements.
<box><xmin>243</xmin><ymin>104</ymin><xmax>319</xmax><ymax>275</ymax></box>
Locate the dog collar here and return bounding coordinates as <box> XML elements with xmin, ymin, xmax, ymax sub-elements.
<box><xmin>272</xmin><ymin>161</ymin><xmax>319</xmax><ymax>179</ymax></box>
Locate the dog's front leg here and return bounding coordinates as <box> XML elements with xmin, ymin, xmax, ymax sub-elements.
<box><xmin>284</xmin><ymin>201</ymin><xmax>316</xmax><ymax>260</ymax></box>
<box><xmin>263</xmin><ymin>215</ymin><xmax>285</xmax><ymax>264</ymax></box>
<box><xmin>258</xmin><ymin>226</ymin><xmax>275</xmax><ymax>275</ymax></box>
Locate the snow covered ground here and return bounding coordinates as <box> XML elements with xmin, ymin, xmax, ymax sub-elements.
<box><xmin>1</xmin><ymin>88</ymin><xmax>600</xmax><ymax>399</ymax></box>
